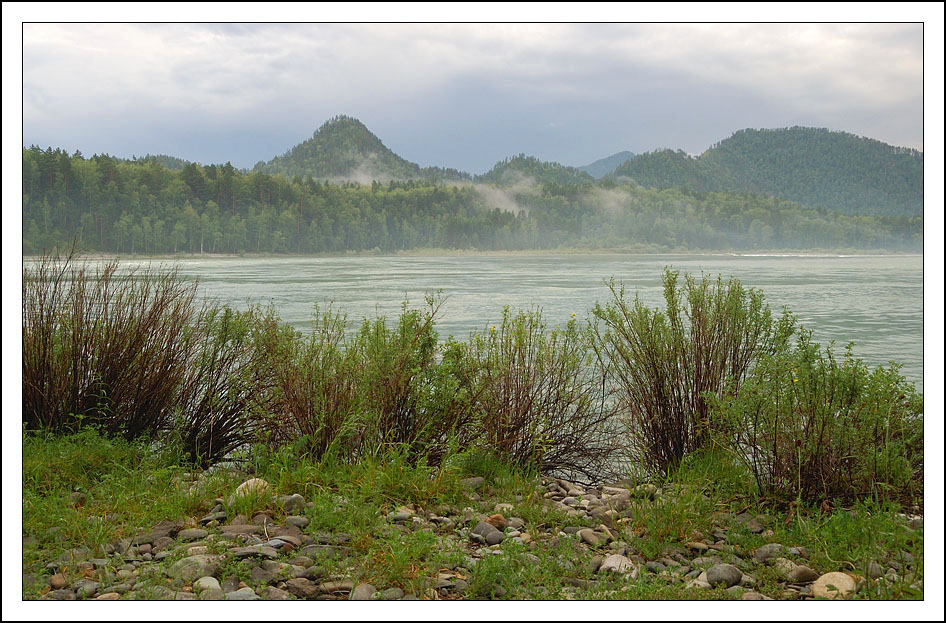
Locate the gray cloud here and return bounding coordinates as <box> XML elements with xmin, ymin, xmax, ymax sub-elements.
<box><xmin>22</xmin><ymin>23</ymin><xmax>923</xmax><ymax>172</ymax></box>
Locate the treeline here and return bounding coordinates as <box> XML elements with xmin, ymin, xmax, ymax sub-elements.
<box><xmin>23</xmin><ymin>146</ymin><xmax>921</xmax><ymax>255</ymax></box>
<box><xmin>611</xmin><ymin>127</ymin><xmax>923</xmax><ymax>217</ymax></box>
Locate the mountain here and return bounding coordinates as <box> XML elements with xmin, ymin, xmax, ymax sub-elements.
<box><xmin>254</xmin><ymin>115</ymin><xmax>470</xmax><ymax>182</ymax></box>
<box><xmin>609</xmin><ymin>127</ymin><xmax>922</xmax><ymax>217</ymax></box>
<box><xmin>476</xmin><ymin>154</ymin><xmax>595</xmax><ymax>186</ymax></box>
<box><xmin>578</xmin><ymin>151</ymin><xmax>636</xmax><ymax>179</ymax></box>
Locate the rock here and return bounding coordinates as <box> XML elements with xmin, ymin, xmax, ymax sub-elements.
<box><xmin>811</xmin><ymin>572</ymin><xmax>856</xmax><ymax>600</ymax></box>
<box><xmin>374</xmin><ymin>587</ymin><xmax>405</xmax><ymax>600</ymax></box>
<box><xmin>485</xmin><ymin>531</ymin><xmax>505</xmax><ymax>546</ymax></box>
<box><xmin>95</xmin><ymin>592</ymin><xmax>121</xmax><ymax>600</ymax></box>
<box><xmin>100</xmin><ymin>583</ymin><xmax>132</xmax><ymax>595</ymax></box>
<box><xmin>705</xmin><ymin>563</ymin><xmax>743</xmax><ymax>588</ymax></box>
<box><xmin>49</xmin><ymin>573</ymin><xmax>69</xmax><ymax>590</ymax></box>
<box><xmin>279</xmin><ymin>494</ymin><xmax>306</xmax><ymax>513</ymax></box>
<box><xmin>177</xmin><ymin>528</ymin><xmax>208</xmax><ymax>542</ymax></box>
<box><xmin>74</xmin><ymin>579</ymin><xmax>100</xmax><ymax>598</ymax></box>
<box><xmin>318</xmin><ymin>580</ymin><xmax>354</xmax><ymax>595</ymax></box>
<box><xmin>285</xmin><ymin>515</ymin><xmax>310</xmax><ymax>528</ymax></box>
<box><xmin>228</xmin><ymin>478</ymin><xmax>271</xmax><ymax>506</ymax></box>
<box><xmin>578</xmin><ymin>528</ymin><xmax>601</xmax><ymax>547</ymax></box>
<box><xmin>742</xmin><ymin>591</ymin><xmax>774</xmax><ymax>600</ymax></box>
<box><xmin>220</xmin><ymin>524</ymin><xmax>261</xmax><ymax>536</ymax></box>
<box><xmin>646</xmin><ymin>561</ymin><xmax>667</xmax><ymax>574</ymax></box>
<box><xmin>686</xmin><ymin>580</ymin><xmax>712</xmax><ymax>590</ymax></box>
<box><xmin>152</xmin><ymin>536</ymin><xmax>175</xmax><ymax>552</ymax></box>
<box><xmin>350</xmin><ymin>583</ymin><xmax>376</xmax><ymax>600</ymax></box>
<box><xmin>598</xmin><ymin>554</ymin><xmax>635</xmax><ymax>574</ymax></box>
<box><xmin>70</xmin><ymin>491</ymin><xmax>87</xmax><ymax>508</ymax></box>
<box><xmin>494</xmin><ymin>503</ymin><xmax>515</xmax><ymax>513</ymax></box>
<box><xmin>226</xmin><ymin>587</ymin><xmax>260</xmax><ymax>600</ymax></box>
<box><xmin>194</xmin><ymin>576</ymin><xmax>221</xmax><ymax>592</ymax></box>
<box><xmin>459</xmin><ymin>476</ymin><xmax>485</xmax><ymax>489</ymax></box>
<box><xmin>44</xmin><ymin>589</ymin><xmax>76</xmax><ymax>600</ymax></box>
<box><xmin>867</xmin><ymin>561</ymin><xmax>884</xmax><ymax>579</ymax></box>
<box><xmin>686</xmin><ymin>541</ymin><xmax>709</xmax><ymax>553</ymax></box>
<box><xmin>787</xmin><ymin>565</ymin><xmax>819</xmax><ymax>584</ymax></box>
<box><xmin>262</xmin><ymin>587</ymin><xmax>293</xmax><ymax>600</ymax></box>
<box><xmin>485</xmin><ymin>514</ymin><xmax>506</xmax><ymax>530</ymax></box>
<box><xmin>285</xmin><ymin>578</ymin><xmax>320</xmax><ymax>599</ymax></box>
<box><xmin>754</xmin><ymin>543</ymin><xmax>782</xmax><ymax>563</ymax></box>
<box><xmin>230</xmin><ymin>545</ymin><xmax>279</xmax><ymax>559</ymax></box>
<box><xmin>772</xmin><ymin>557</ymin><xmax>796</xmax><ymax>579</ymax></box>
<box><xmin>199</xmin><ymin>511</ymin><xmax>227</xmax><ymax>525</ymax></box>
<box><xmin>167</xmin><ymin>554</ymin><xmax>224</xmax><ymax>582</ymax></box>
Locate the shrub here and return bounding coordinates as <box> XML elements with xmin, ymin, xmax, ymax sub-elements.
<box><xmin>23</xmin><ymin>251</ymin><xmax>198</xmax><ymax>440</ymax></box>
<box><xmin>260</xmin><ymin>294</ymin><xmax>471</xmax><ymax>465</ymax></box>
<box><xmin>591</xmin><ymin>269</ymin><xmax>795</xmax><ymax>476</ymax></box>
<box><xmin>709</xmin><ymin>331</ymin><xmax>924</xmax><ymax>504</ymax></box>
<box><xmin>256</xmin><ymin>304</ymin><xmax>363</xmax><ymax>461</ymax></box>
<box><xmin>174</xmin><ymin>306</ymin><xmax>272</xmax><ymax>466</ymax></box>
<box><xmin>455</xmin><ymin>307</ymin><xmax>622</xmax><ymax>484</ymax></box>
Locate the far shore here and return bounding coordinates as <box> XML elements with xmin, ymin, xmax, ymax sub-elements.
<box><xmin>21</xmin><ymin>247</ymin><xmax>924</xmax><ymax>261</ymax></box>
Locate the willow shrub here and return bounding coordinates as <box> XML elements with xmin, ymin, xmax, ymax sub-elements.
<box><xmin>592</xmin><ymin>269</ymin><xmax>796</xmax><ymax>476</ymax></box>
<box><xmin>708</xmin><ymin>331</ymin><xmax>923</xmax><ymax>504</ymax></box>
<box><xmin>259</xmin><ymin>295</ymin><xmax>473</xmax><ymax>465</ymax></box>
<box><xmin>453</xmin><ymin>307</ymin><xmax>623</xmax><ymax>484</ymax></box>
<box><xmin>23</xmin><ymin>251</ymin><xmax>197</xmax><ymax>440</ymax></box>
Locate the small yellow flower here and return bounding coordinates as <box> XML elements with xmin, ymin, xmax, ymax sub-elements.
<box><xmin>490</xmin><ymin>325</ymin><xmax>496</xmax><ymax>331</ymax></box>
<box><xmin>571</xmin><ymin>313</ymin><xmax>577</xmax><ymax>318</ymax></box>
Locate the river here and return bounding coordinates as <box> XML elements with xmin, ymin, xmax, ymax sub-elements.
<box><xmin>80</xmin><ymin>253</ymin><xmax>925</xmax><ymax>392</ymax></box>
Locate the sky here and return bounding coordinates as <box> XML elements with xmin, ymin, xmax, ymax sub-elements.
<box><xmin>18</xmin><ymin>18</ymin><xmax>928</xmax><ymax>174</ymax></box>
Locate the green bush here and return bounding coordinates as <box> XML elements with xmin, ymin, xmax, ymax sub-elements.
<box><xmin>23</xmin><ymin>251</ymin><xmax>198</xmax><ymax>440</ymax></box>
<box><xmin>591</xmin><ymin>268</ymin><xmax>795</xmax><ymax>476</ymax></box>
<box><xmin>709</xmin><ymin>330</ymin><xmax>923</xmax><ymax>503</ymax></box>
<box><xmin>454</xmin><ymin>307</ymin><xmax>622</xmax><ymax>483</ymax></box>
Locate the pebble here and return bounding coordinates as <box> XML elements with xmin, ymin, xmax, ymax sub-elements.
<box><xmin>178</xmin><ymin>528</ymin><xmax>209</xmax><ymax>542</ymax></box>
<box><xmin>167</xmin><ymin>554</ymin><xmax>224</xmax><ymax>582</ymax></box>
<box><xmin>811</xmin><ymin>572</ymin><xmax>856</xmax><ymax>599</ymax></box>
<box><xmin>350</xmin><ymin>583</ymin><xmax>376</xmax><ymax>600</ymax></box>
<box><xmin>49</xmin><ymin>573</ymin><xmax>69</xmax><ymax>590</ymax></box>
<box><xmin>786</xmin><ymin>565</ymin><xmax>819</xmax><ymax>584</ymax></box>
<box><xmin>705</xmin><ymin>563</ymin><xmax>743</xmax><ymax>588</ymax></box>
<box><xmin>226</xmin><ymin>587</ymin><xmax>261</xmax><ymax>600</ymax></box>
<box><xmin>598</xmin><ymin>554</ymin><xmax>635</xmax><ymax>575</ymax></box>
<box><xmin>754</xmin><ymin>543</ymin><xmax>782</xmax><ymax>563</ymax></box>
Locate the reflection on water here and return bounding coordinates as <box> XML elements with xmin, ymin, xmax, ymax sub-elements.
<box><xmin>59</xmin><ymin>253</ymin><xmax>925</xmax><ymax>392</ymax></box>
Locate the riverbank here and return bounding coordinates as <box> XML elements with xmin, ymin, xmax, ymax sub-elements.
<box><xmin>22</xmin><ymin>431</ymin><xmax>924</xmax><ymax>602</ymax></box>
<box><xmin>20</xmin><ymin>246</ymin><xmax>924</xmax><ymax>261</ymax></box>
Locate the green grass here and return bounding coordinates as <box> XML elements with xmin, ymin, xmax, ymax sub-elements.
<box><xmin>22</xmin><ymin>430</ymin><xmax>923</xmax><ymax>601</ymax></box>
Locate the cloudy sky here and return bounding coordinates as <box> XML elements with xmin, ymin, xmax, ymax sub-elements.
<box><xmin>20</xmin><ymin>20</ymin><xmax>926</xmax><ymax>174</ymax></box>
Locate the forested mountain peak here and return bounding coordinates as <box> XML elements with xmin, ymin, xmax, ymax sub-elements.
<box><xmin>254</xmin><ymin>115</ymin><xmax>470</xmax><ymax>183</ymax></box>
<box><xmin>578</xmin><ymin>150</ymin><xmax>636</xmax><ymax>179</ymax></box>
<box><xmin>476</xmin><ymin>154</ymin><xmax>595</xmax><ymax>186</ymax></box>
<box><xmin>611</xmin><ymin>127</ymin><xmax>922</xmax><ymax>216</ymax></box>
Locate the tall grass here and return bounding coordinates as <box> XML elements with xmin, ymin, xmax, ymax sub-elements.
<box><xmin>592</xmin><ymin>269</ymin><xmax>796</xmax><ymax>476</ymax></box>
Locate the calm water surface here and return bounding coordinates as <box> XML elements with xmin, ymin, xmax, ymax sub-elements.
<box><xmin>105</xmin><ymin>254</ymin><xmax>924</xmax><ymax>392</ymax></box>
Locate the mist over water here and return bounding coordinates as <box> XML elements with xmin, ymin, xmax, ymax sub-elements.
<box><xmin>91</xmin><ymin>253</ymin><xmax>924</xmax><ymax>392</ymax></box>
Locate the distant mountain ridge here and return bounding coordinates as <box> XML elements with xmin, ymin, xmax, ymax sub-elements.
<box><xmin>578</xmin><ymin>151</ymin><xmax>636</xmax><ymax>179</ymax></box>
<box><xmin>476</xmin><ymin>154</ymin><xmax>595</xmax><ymax>186</ymax></box>
<box><xmin>609</xmin><ymin>127</ymin><xmax>922</xmax><ymax>217</ymax></box>
<box><xmin>84</xmin><ymin>117</ymin><xmax>921</xmax><ymax>219</ymax></box>
<box><xmin>254</xmin><ymin>115</ymin><xmax>470</xmax><ymax>183</ymax></box>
